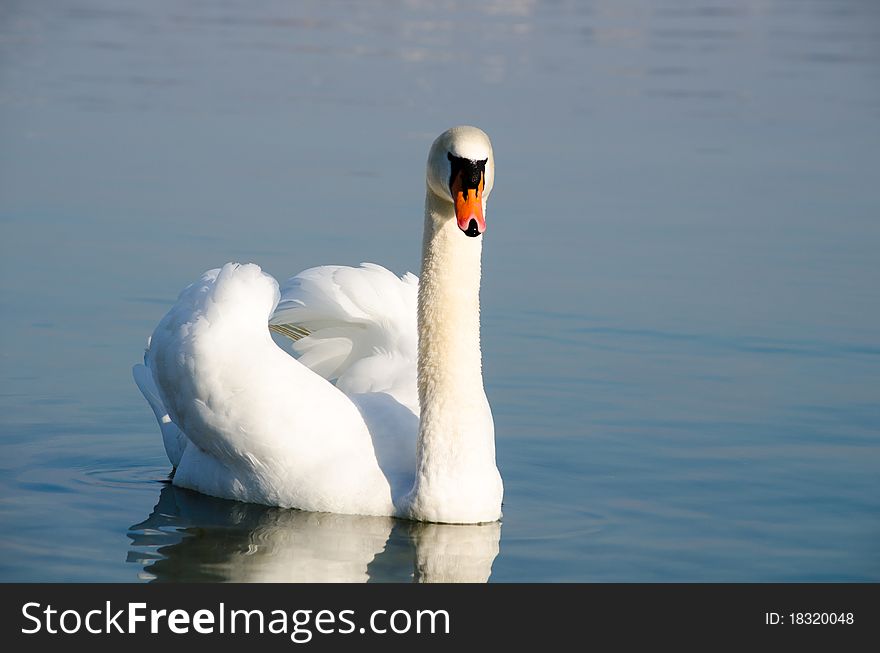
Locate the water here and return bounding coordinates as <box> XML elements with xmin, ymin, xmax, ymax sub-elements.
<box><xmin>1</xmin><ymin>0</ymin><xmax>878</xmax><ymax>582</ymax></box>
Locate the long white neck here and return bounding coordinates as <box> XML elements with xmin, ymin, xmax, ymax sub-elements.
<box><xmin>404</xmin><ymin>189</ymin><xmax>502</xmax><ymax>524</ymax></box>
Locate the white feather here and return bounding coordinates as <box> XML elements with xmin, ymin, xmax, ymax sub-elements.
<box><xmin>132</xmin><ymin>362</ymin><xmax>187</xmax><ymax>467</ymax></box>
<box><xmin>270</xmin><ymin>263</ymin><xmax>419</xmax><ymax>413</ymax></box>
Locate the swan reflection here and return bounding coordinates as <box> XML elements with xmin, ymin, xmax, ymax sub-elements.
<box><xmin>128</xmin><ymin>484</ymin><xmax>501</xmax><ymax>582</ymax></box>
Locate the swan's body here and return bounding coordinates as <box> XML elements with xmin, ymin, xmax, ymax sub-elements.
<box><xmin>133</xmin><ymin>126</ymin><xmax>502</xmax><ymax>524</ymax></box>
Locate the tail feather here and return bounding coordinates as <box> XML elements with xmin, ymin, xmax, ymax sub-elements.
<box><xmin>133</xmin><ymin>363</ymin><xmax>188</xmax><ymax>467</ymax></box>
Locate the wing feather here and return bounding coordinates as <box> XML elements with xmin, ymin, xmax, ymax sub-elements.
<box><xmin>269</xmin><ymin>263</ymin><xmax>419</xmax><ymax>413</ymax></box>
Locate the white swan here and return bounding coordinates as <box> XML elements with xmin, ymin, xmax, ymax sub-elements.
<box><xmin>133</xmin><ymin>126</ymin><xmax>502</xmax><ymax>524</ymax></box>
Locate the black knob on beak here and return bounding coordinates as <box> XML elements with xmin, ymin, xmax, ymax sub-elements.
<box><xmin>464</xmin><ymin>219</ymin><xmax>481</xmax><ymax>237</ymax></box>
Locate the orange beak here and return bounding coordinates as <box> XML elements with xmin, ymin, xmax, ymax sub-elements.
<box><xmin>451</xmin><ymin>171</ymin><xmax>486</xmax><ymax>237</ymax></box>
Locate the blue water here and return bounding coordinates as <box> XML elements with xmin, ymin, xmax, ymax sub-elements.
<box><xmin>1</xmin><ymin>0</ymin><xmax>878</xmax><ymax>581</ymax></box>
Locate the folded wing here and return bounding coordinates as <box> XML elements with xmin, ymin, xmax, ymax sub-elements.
<box><xmin>270</xmin><ymin>263</ymin><xmax>419</xmax><ymax>414</ymax></box>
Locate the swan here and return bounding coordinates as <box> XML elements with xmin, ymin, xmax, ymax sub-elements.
<box><xmin>133</xmin><ymin>126</ymin><xmax>502</xmax><ymax>524</ymax></box>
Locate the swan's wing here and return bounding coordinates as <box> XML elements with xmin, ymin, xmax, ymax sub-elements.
<box><xmin>132</xmin><ymin>361</ymin><xmax>188</xmax><ymax>467</ymax></box>
<box><xmin>269</xmin><ymin>263</ymin><xmax>419</xmax><ymax>413</ymax></box>
<box><xmin>139</xmin><ymin>263</ymin><xmax>396</xmax><ymax>516</ymax></box>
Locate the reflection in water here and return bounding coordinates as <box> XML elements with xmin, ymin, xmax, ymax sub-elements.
<box><xmin>128</xmin><ymin>484</ymin><xmax>501</xmax><ymax>582</ymax></box>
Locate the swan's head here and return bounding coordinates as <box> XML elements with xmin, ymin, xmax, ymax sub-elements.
<box><xmin>426</xmin><ymin>126</ymin><xmax>495</xmax><ymax>238</ymax></box>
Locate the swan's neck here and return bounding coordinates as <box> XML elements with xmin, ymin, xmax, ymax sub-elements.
<box><xmin>407</xmin><ymin>190</ymin><xmax>501</xmax><ymax>523</ymax></box>
<box><xmin>417</xmin><ymin>193</ymin><xmax>485</xmax><ymax>414</ymax></box>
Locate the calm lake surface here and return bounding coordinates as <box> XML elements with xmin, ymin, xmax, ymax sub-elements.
<box><xmin>1</xmin><ymin>0</ymin><xmax>878</xmax><ymax>581</ymax></box>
